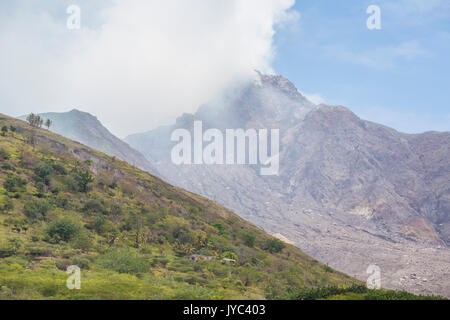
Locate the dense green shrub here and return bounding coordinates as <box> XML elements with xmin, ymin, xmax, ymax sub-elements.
<box><xmin>264</xmin><ymin>238</ymin><xmax>285</xmax><ymax>253</ymax></box>
<box><xmin>71</xmin><ymin>167</ymin><xmax>94</xmax><ymax>193</ymax></box>
<box><xmin>46</xmin><ymin>219</ymin><xmax>81</xmax><ymax>243</ymax></box>
<box><xmin>289</xmin><ymin>284</ymin><xmax>444</xmax><ymax>300</ymax></box>
<box><xmin>97</xmin><ymin>249</ymin><xmax>150</xmax><ymax>274</ymax></box>
<box><xmin>212</xmin><ymin>222</ymin><xmax>228</xmax><ymax>236</ymax></box>
<box><xmin>34</xmin><ymin>163</ymin><xmax>53</xmax><ymax>185</ymax></box>
<box><xmin>1</xmin><ymin>126</ymin><xmax>8</xmax><ymax>136</ymax></box>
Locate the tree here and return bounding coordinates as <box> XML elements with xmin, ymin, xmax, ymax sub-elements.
<box><xmin>26</xmin><ymin>113</ymin><xmax>44</xmax><ymax>128</ymax></box>
<box><xmin>9</xmin><ymin>125</ymin><xmax>16</xmax><ymax>138</ymax></box>
<box><xmin>46</xmin><ymin>219</ymin><xmax>81</xmax><ymax>243</ymax></box>
<box><xmin>44</xmin><ymin>119</ymin><xmax>52</xmax><ymax>130</ymax></box>
<box><xmin>34</xmin><ymin>163</ymin><xmax>53</xmax><ymax>186</ymax></box>
<box><xmin>72</xmin><ymin>167</ymin><xmax>94</xmax><ymax>193</ymax></box>
<box><xmin>25</xmin><ymin>114</ymin><xmax>43</xmax><ymax>152</ymax></box>
<box><xmin>1</xmin><ymin>125</ymin><xmax>8</xmax><ymax>136</ymax></box>
<box><xmin>264</xmin><ymin>238</ymin><xmax>285</xmax><ymax>253</ymax></box>
<box><xmin>26</xmin><ymin>113</ymin><xmax>35</xmax><ymax>126</ymax></box>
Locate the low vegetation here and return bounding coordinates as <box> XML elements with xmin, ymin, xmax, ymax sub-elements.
<box><xmin>0</xmin><ymin>113</ymin><xmax>441</xmax><ymax>300</ymax></box>
<box><xmin>288</xmin><ymin>284</ymin><xmax>444</xmax><ymax>300</ymax></box>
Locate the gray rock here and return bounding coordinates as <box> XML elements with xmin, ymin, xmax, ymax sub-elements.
<box><xmin>124</xmin><ymin>72</ymin><xmax>449</xmax><ymax>297</ymax></box>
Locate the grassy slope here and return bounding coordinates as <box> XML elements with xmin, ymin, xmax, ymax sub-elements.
<box><xmin>0</xmin><ymin>114</ymin><xmax>440</xmax><ymax>300</ymax></box>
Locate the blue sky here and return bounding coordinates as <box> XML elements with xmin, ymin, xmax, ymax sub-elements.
<box><xmin>273</xmin><ymin>0</ymin><xmax>450</xmax><ymax>133</ymax></box>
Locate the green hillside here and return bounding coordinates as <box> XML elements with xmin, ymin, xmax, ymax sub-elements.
<box><xmin>0</xmin><ymin>113</ymin><xmax>440</xmax><ymax>300</ymax></box>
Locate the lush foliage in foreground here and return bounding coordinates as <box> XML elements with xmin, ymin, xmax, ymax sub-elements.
<box><xmin>289</xmin><ymin>284</ymin><xmax>445</xmax><ymax>300</ymax></box>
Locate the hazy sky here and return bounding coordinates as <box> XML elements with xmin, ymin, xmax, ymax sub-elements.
<box><xmin>0</xmin><ymin>0</ymin><xmax>449</xmax><ymax>137</ymax></box>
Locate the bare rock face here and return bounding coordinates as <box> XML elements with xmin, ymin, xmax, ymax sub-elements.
<box><xmin>128</xmin><ymin>73</ymin><xmax>450</xmax><ymax>297</ymax></box>
<box><xmin>280</xmin><ymin>105</ymin><xmax>450</xmax><ymax>246</ymax></box>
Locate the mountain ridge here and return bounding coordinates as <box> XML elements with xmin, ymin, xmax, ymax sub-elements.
<box><xmin>18</xmin><ymin>109</ymin><xmax>159</xmax><ymax>177</ymax></box>
<box><xmin>124</xmin><ymin>73</ymin><xmax>450</xmax><ymax>297</ymax></box>
<box><xmin>1</xmin><ymin>112</ymin><xmax>367</xmax><ymax>299</ymax></box>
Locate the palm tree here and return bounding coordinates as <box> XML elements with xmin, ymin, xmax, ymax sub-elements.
<box><xmin>45</xmin><ymin>119</ymin><xmax>52</xmax><ymax>130</ymax></box>
<box><xmin>1</xmin><ymin>125</ymin><xmax>8</xmax><ymax>136</ymax></box>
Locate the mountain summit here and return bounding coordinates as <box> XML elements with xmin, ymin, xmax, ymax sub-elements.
<box><xmin>125</xmin><ymin>73</ymin><xmax>450</xmax><ymax>297</ymax></box>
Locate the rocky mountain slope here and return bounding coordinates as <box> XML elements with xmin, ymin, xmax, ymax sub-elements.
<box><xmin>125</xmin><ymin>73</ymin><xmax>450</xmax><ymax>297</ymax></box>
<box><xmin>0</xmin><ymin>112</ymin><xmax>369</xmax><ymax>299</ymax></box>
<box><xmin>19</xmin><ymin>110</ymin><xmax>158</xmax><ymax>176</ymax></box>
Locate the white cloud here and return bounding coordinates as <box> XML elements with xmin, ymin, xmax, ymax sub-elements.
<box><xmin>0</xmin><ymin>0</ymin><xmax>298</xmax><ymax>137</ymax></box>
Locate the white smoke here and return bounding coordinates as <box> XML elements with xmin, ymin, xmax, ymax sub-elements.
<box><xmin>0</xmin><ymin>0</ymin><xmax>298</xmax><ymax>137</ymax></box>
